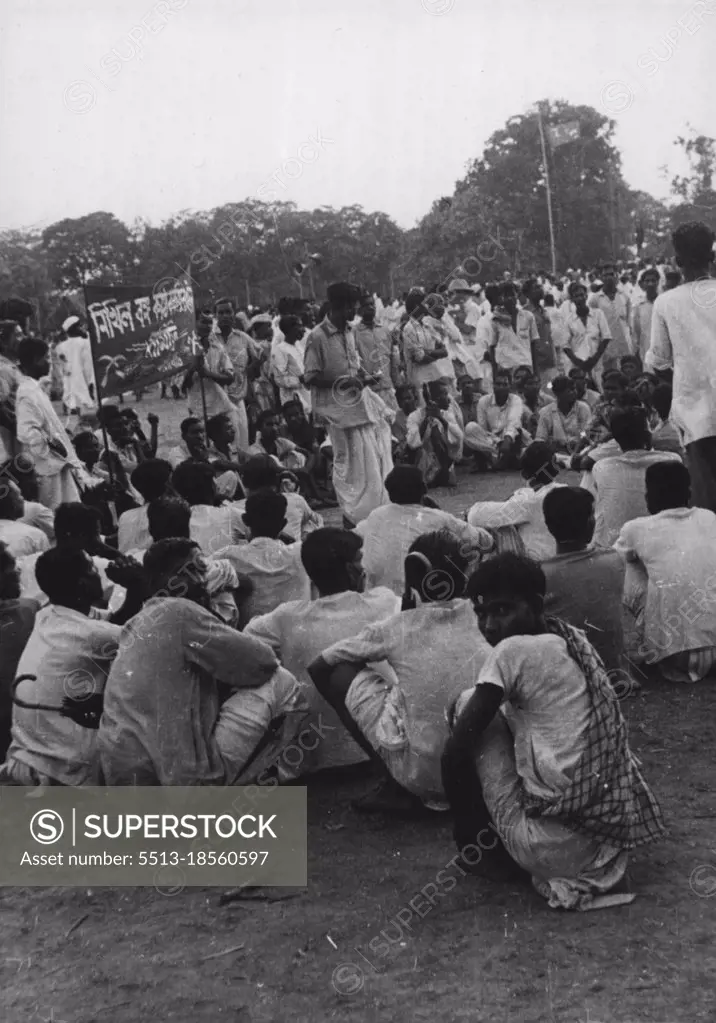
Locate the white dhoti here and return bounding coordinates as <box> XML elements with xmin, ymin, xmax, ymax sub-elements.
<box><xmin>460</xmin><ymin>710</ymin><xmax>628</xmax><ymax>909</ymax></box>
<box><xmin>229</xmin><ymin>399</ymin><xmax>249</xmax><ymax>451</ymax></box>
<box><xmin>214</xmin><ymin>666</ymin><xmax>310</xmax><ymax>784</ymax></box>
<box><xmin>37</xmin><ymin>466</ymin><xmax>81</xmax><ymax>510</ymax></box>
<box><xmin>329</xmin><ymin>420</ymin><xmax>393</xmax><ymax>526</ymax></box>
<box><xmin>463</xmin><ymin>422</ymin><xmax>499</xmax><ymax>457</ymax></box>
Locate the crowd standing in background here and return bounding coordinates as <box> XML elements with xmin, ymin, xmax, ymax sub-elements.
<box><xmin>0</xmin><ymin>220</ymin><xmax>715</xmax><ymax>909</ymax></box>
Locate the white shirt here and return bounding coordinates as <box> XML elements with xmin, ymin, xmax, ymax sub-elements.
<box><xmin>190</xmin><ymin>504</ymin><xmax>246</xmax><ymax>557</ymax></box>
<box><xmin>467</xmin><ymin>481</ymin><xmax>566</xmax><ymax>560</ymax></box>
<box><xmin>245</xmin><ymin>587</ymin><xmax>400</xmax><ymax>771</ymax></box>
<box><xmin>562</xmin><ymin>307</ymin><xmax>612</xmax><ymax>365</ymax></box>
<box><xmin>15</xmin><ymin>376</ymin><xmax>85</xmax><ymax>478</ymax></box>
<box><xmin>117</xmin><ymin>505</ymin><xmax>150</xmax><ymax>554</ymax></box>
<box><xmin>55</xmin><ymin>334</ymin><xmax>95</xmax><ymax>410</ymax></box>
<box><xmin>0</xmin><ymin>519</ymin><xmax>50</xmax><ymax>559</ymax></box>
<box><xmin>217</xmin><ymin>538</ymin><xmax>311</xmax><ymax>621</ymax></box>
<box><xmin>645</xmin><ymin>282</ymin><xmax>716</xmax><ymax>445</ymax></box>
<box><xmin>356</xmin><ymin>503</ymin><xmax>493</xmax><ymax>595</ymax></box>
<box><xmin>406</xmin><ymin>406</ymin><xmax>464</xmax><ymax>459</ymax></box>
<box><xmin>589</xmin><ymin>450</ymin><xmax>682</xmax><ymax>548</ymax></box>
<box><xmin>9</xmin><ymin>605</ymin><xmax>121</xmax><ymax>785</ymax></box>
<box><xmin>232</xmin><ymin>492</ymin><xmax>322</xmax><ymax>544</ymax></box>
<box><xmin>321</xmin><ymin>599</ymin><xmax>491</xmax><ymax>804</ymax></box>
<box><xmin>270</xmin><ymin>338</ymin><xmax>310</xmax><ymax>412</ymax></box>
<box><xmin>615</xmin><ymin>507</ymin><xmax>716</xmax><ymax>660</ymax></box>
<box><xmin>472</xmin><ymin>633</ymin><xmax>591</xmax><ymax>802</ymax></box>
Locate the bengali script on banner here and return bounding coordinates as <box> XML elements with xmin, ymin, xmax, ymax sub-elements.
<box><xmin>84</xmin><ymin>279</ymin><xmax>196</xmax><ymax>397</ymax></box>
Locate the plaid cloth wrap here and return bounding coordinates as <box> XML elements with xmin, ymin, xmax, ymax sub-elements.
<box><xmin>521</xmin><ymin>617</ymin><xmax>666</xmax><ymax>850</ymax></box>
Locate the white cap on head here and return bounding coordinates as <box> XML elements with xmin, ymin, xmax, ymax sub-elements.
<box><xmin>62</xmin><ymin>315</ymin><xmax>80</xmax><ymax>333</ymax></box>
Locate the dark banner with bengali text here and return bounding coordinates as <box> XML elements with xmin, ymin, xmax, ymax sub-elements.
<box><xmin>84</xmin><ymin>279</ymin><xmax>196</xmax><ymax>397</ymax></box>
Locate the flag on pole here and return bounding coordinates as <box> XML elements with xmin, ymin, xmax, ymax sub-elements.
<box><xmin>547</xmin><ymin>120</ymin><xmax>581</xmax><ymax>148</ymax></box>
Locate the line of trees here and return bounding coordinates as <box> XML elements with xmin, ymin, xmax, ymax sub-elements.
<box><xmin>1</xmin><ymin>101</ymin><xmax>713</xmax><ymax>330</ymax></box>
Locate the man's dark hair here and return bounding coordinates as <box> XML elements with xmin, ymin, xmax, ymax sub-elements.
<box><xmin>54</xmin><ymin>503</ymin><xmax>101</xmax><ymax>543</ymax></box>
<box><xmin>385</xmin><ymin>465</ymin><xmax>426</xmax><ymax>505</ymax></box>
<box><xmin>672</xmin><ymin>221</ymin><xmax>715</xmax><ymax>270</ymax></box>
<box><xmin>243</xmin><ymin>491</ymin><xmax>287</xmax><ymax>537</ymax></box>
<box><xmin>257</xmin><ymin>408</ymin><xmax>278</xmax><ymax>428</ymax></box>
<box><xmin>171</xmin><ymin>460</ymin><xmax>216</xmax><ymax>507</ymax></box>
<box><xmin>551</xmin><ymin>376</ymin><xmax>574</xmax><ymax>397</ymax></box>
<box><xmin>241</xmin><ymin>455</ymin><xmax>280</xmax><ymax>492</ymax></box>
<box><xmin>281</xmin><ymin>399</ymin><xmax>303</xmax><ymax>416</ymax></box>
<box><xmin>300</xmin><ymin>527</ymin><xmax>362</xmax><ymax>593</ymax></box>
<box><xmin>610</xmin><ymin>408</ymin><xmax>649</xmax><ymax>451</ymax></box>
<box><xmin>520</xmin><ymin>442</ymin><xmax>558</xmax><ymax>484</ymax></box>
<box><xmin>278</xmin><ymin>315</ymin><xmax>301</xmax><ymax>337</ymax></box>
<box><xmin>35</xmin><ymin>546</ymin><xmax>93</xmax><ymax>605</ymax></box>
<box><xmin>206</xmin><ymin>412</ymin><xmax>231</xmax><ymax>444</ymax></box>
<box><xmin>645</xmin><ymin>461</ymin><xmax>691</xmax><ymax>511</ymax></box>
<box><xmin>466</xmin><ymin>552</ymin><xmax>546</xmax><ymax>608</ymax></box>
<box><xmin>131</xmin><ymin>459</ymin><xmax>173</xmax><ymax>503</ymax></box>
<box><xmin>17</xmin><ymin>337</ymin><xmax>47</xmax><ymax>367</ymax></box>
<box><xmin>542</xmin><ymin>486</ymin><xmax>595</xmax><ymax>543</ymax></box>
<box><xmin>148</xmin><ymin>496</ymin><xmax>192</xmax><ymax>542</ymax></box>
<box><xmin>143</xmin><ymin>538</ymin><xmax>202</xmax><ymax>596</ymax></box>
<box><xmin>214</xmin><ymin>296</ymin><xmax>235</xmax><ymax>311</ymax></box>
<box><xmin>493</xmin><ymin>369</ymin><xmax>512</xmax><ymax>385</ymax></box>
<box><xmin>180</xmin><ymin>416</ymin><xmax>202</xmax><ymax>439</ymax></box>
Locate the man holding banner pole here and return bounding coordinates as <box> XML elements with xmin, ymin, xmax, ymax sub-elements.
<box><xmin>213</xmin><ymin>297</ymin><xmax>258</xmax><ymax>451</ymax></box>
<box><xmin>184</xmin><ymin>312</ymin><xmax>239</xmax><ymax>442</ymax></box>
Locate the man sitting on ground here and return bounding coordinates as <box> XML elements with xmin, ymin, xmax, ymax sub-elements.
<box><xmin>356</xmin><ymin>465</ymin><xmax>493</xmax><ymax>594</ymax></box>
<box><xmin>245</xmin><ymin>527</ymin><xmax>400</xmax><ymax>773</ymax></box>
<box><xmin>168</xmin><ymin>417</ymin><xmax>242</xmax><ymax>501</ymax></box>
<box><xmin>569</xmin><ymin>366</ymin><xmax>600</xmax><ymax>411</ymax></box>
<box><xmin>234</xmin><ymin>455</ymin><xmax>322</xmax><ymax>543</ymax></box>
<box><xmin>535</xmin><ymin>376</ymin><xmax>592</xmax><ymax>456</ymax></box>
<box><xmin>0</xmin><ymin>542</ymin><xmax>39</xmax><ymax>759</ymax></box>
<box><xmin>586</xmin><ymin>408</ymin><xmax>681</xmax><ymax>547</ymax></box>
<box><xmin>464</xmin><ymin>369</ymin><xmax>524</xmax><ymax>471</ymax></box>
<box><xmin>217</xmin><ymin>491</ymin><xmax>311</xmax><ymax>624</ymax></box>
<box><xmin>171</xmin><ymin>460</ymin><xmax>245</xmax><ymax>556</ymax></box>
<box><xmin>541</xmin><ymin>486</ymin><xmax>626</xmax><ymax>675</ymax></box>
<box><xmin>117</xmin><ymin>458</ymin><xmax>173</xmax><ymax>554</ymax></box>
<box><xmin>615</xmin><ymin>461</ymin><xmax>716</xmax><ymax>683</ymax></box>
<box><xmin>0</xmin><ymin>480</ymin><xmax>51</xmax><ymax>559</ymax></box>
<box><xmin>406</xmin><ymin>379</ymin><xmax>464</xmax><ymax>488</ymax></box>
<box><xmin>1</xmin><ymin>546</ymin><xmax>144</xmax><ymax>786</ymax></box>
<box><xmin>98</xmin><ymin>538</ymin><xmax>307</xmax><ymax>785</ymax></box>
<box><xmin>134</xmin><ymin>495</ymin><xmax>247</xmax><ymax>627</ymax></box>
<box><xmin>467</xmin><ymin>442</ymin><xmax>565</xmax><ymax>559</ymax></box>
<box><xmin>587</xmin><ymin>370</ymin><xmax>628</xmax><ymax>446</ymax></box>
<box><xmin>441</xmin><ymin>553</ymin><xmax>665</xmax><ymax>906</ymax></box>
<box><xmin>249</xmin><ymin>408</ymin><xmax>307</xmax><ymax>472</ymax></box>
<box><xmin>309</xmin><ymin>529</ymin><xmax>492</xmax><ymax>814</ymax></box>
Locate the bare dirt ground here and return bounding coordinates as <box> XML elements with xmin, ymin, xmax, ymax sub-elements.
<box><xmin>2</xmin><ymin>392</ymin><xmax>715</xmax><ymax>1023</ymax></box>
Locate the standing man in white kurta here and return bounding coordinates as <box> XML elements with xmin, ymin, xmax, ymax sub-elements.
<box><xmin>15</xmin><ymin>339</ymin><xmax>94</xmax><ymax>509</ymax></box>
<box><xmin>303</xmin><ymin>283</ymin><xmax>393</xmax><ymax>529</ymax></box>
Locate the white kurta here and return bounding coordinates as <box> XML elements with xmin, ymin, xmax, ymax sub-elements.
<box><xmin>15</xmin><ymin>376</ymin><xmax>87</xmax><ymax>509</ymax></box>
<box><xmin>54</xmin><ymin>335</ymin><xmax>96</xmax><ymax>412</ymax></box>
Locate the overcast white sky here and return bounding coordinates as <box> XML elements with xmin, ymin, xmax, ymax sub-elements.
<box><xmin>0</xmin><ymin>0</ymin><xmax>713</xmax><ymax>233</ymax></box>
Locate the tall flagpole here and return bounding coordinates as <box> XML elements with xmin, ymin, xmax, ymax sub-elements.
<box><xmin>537</xmin><ymin>104</ymin><xmax>558</xmax><ymax>277</ymax></box>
